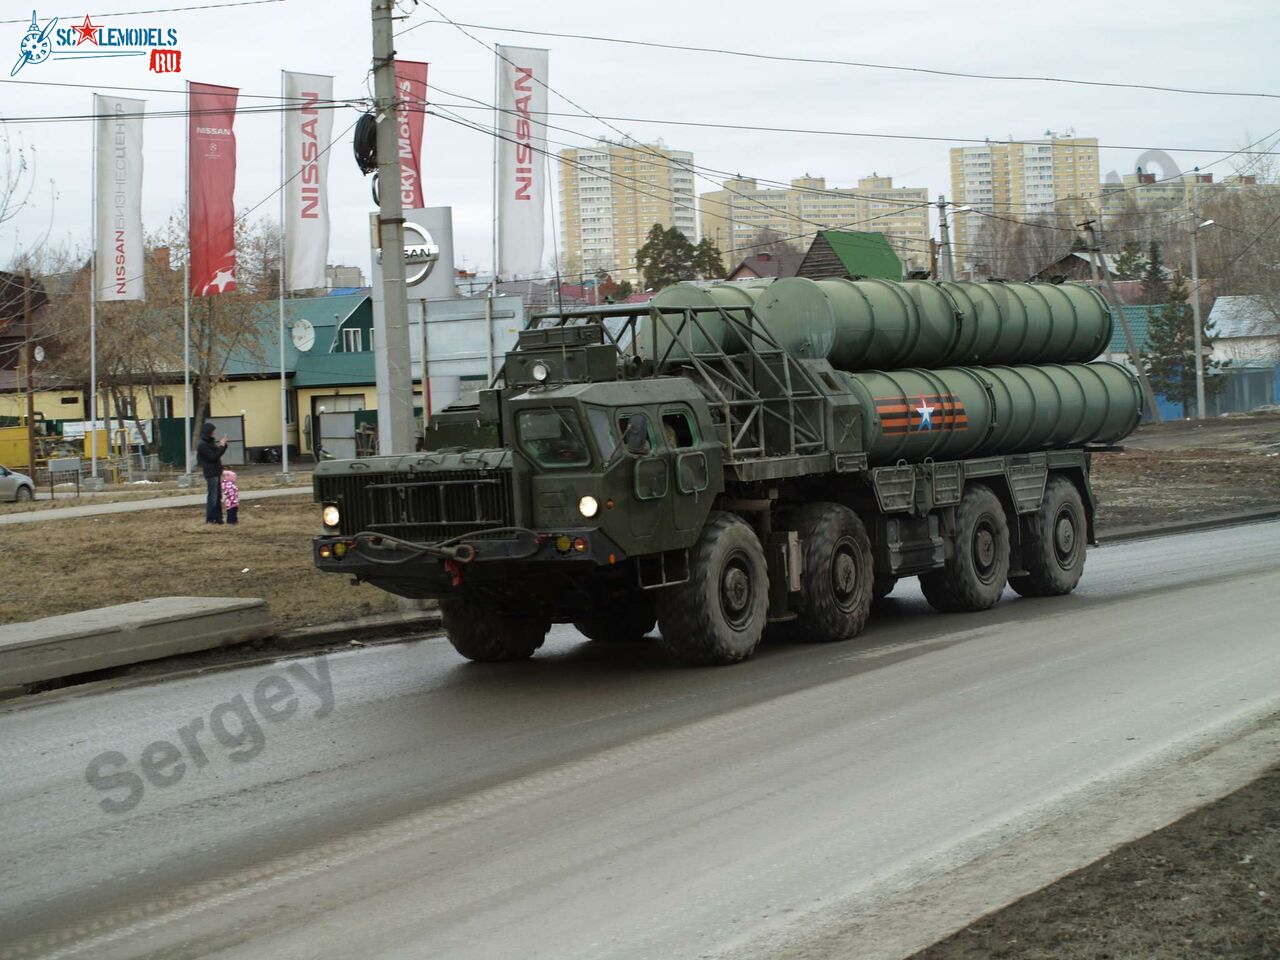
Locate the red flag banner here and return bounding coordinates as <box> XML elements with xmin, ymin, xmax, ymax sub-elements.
<box><xmin>393</xmin><ymin>60</ymin><xmax>428</xmax><ymax>209</ymax></box>
<box><xmin>188</xmin><ymin>81</ymin><xmax>238</xmax><ymax>296</ymax></box>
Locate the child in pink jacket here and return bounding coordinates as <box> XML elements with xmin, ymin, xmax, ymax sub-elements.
<box><xmin>221</xmin><ymin>469</ymin><xmax>240</xmax><ymax>525</ymax></box>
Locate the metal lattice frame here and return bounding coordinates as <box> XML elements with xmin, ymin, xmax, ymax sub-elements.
<box><xmin>528</xmin><ymin>302</ymin><xmax>829</xmax><ymax>465</ymax></box>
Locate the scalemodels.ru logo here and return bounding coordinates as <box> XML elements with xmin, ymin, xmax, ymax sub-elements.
<box><xmin>10</xmin><ymin>10</ymin><xmax>182</xmax><ymax>76</ymax></box>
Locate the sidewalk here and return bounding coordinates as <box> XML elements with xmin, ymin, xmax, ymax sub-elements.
<box><xmin>0</xmin><ymin>486</ymin><xmax>311</xmax><ymax>525</ymax></box>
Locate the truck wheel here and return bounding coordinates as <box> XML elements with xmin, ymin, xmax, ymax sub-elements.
<box><xmin>655</xmin><ymin>511</ymin><xmax>769</xmax><ymax>665</ymax></box>
<box><xmin>873</xmin><ymin>575</ymin><xmax>898</xmax><ymax>601</ymax></box>
<box><xmin>920</xmin><ymin>484</ymin><xmax>1010</xmax><ymax>613</ymax></box>
<box><xmin>575</xmin><ymin>597</ymin><xmax>656</xmax><ymax>643</ymax></box>
<box><xmin>439</xmin><ymin>598</ymin><xmax>550</xmax><ymax>662</ymax></box>
<box><xmin>1008</xmin><ymin>476</ymin><xmax>1087</xmax><ymax>598</ymax></box>
<box><xmin>782</xmin><ymin>503</ymin><xmax>873</xmax><ymax>642</ymax></box>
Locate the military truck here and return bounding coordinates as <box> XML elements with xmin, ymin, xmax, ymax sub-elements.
<box><xmin>313</xmin><ymin>277</ymin><xmax>1142</xmax><ymax>665</ymax></box>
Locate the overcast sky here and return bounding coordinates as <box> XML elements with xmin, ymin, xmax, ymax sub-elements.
<box><xmin>1</xmin><ymin>0</ymin><xmax>1276</xmax><ymax>280</ymax></box>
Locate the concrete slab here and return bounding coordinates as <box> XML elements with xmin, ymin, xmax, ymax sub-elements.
<box><xmin>0</xmin><ymin>597</ymin><xmax>271</xmax><ymax>694</ymax></box>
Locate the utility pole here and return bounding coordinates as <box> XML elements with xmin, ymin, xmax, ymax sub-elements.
<box><xmin>936</xmin><ymin>195</ymin><xmax>954</xmax><ymax>281</ymax></box>
<box><xmin>1188</xmin><ymin>187</ymin><xmax>1209</xmax><ymax>420</ymax></box>
<box><xmin>1079</xmin><ymin>220</ymin><xmax>1162</xmax><ymax>424</ymax></box>
<box><xmin>371</xmin><ymin>0</ymin><xmax>414</xmax><ymax>455</ymax></box>
<box><xmin>22</xmin><ymin>270</ymin><xmax>35</xmax><ymax>474</ymax></box>
<box><xmin>928</xmin><ymin>238</ymin><xmax>939</xmax><ymax>281</ymax></box>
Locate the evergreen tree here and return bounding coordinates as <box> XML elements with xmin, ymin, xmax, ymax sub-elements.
<box><xmin>1141</xmin><ymin>240</ymin><xmax>1166</xmax><ymax>302</ymax></box>
<box><xmin>692</xmin><ymin>237</ymin><xmax>726</xmax><ymax>280</ymax></box>
<box><xmin>1138</xmin><ymin>271</ymin><xmax>1228</xmax><ymax>416</ymax></box>
<box><xmin>1112</xmin><ymin>240</ymin><xmax>1146</xmax><ymax>280</ymax></box>
<box><xmin>635</xmin><ymin>224</ymin><xmax>697</xmax><ymax>290</ymax></box>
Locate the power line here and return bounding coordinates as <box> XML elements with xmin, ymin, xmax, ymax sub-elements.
<box><xmin>396</xmin><ymin>18</ymin><xmax>1280</xmax><ymax>102</ymax></box>
<box><xmin>0</xmin><ymin>0</ymin><xmax>284</xmax><ymax>24</ymax></box>
<box><xmin>425</xmin><ymin>100</ymin><xmax>1280</xmax><ymax>157</ymax></box>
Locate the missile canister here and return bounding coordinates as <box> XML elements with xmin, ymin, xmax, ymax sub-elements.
<box><xmin>748</xmin><ymin>277</ymin><xmax>1113</xmax><ymax>370</ymax></box>
<box><xmin>641</xmin><ymin>282</ymin><xmax>770</xmax><ymax>360</ymax></box>
<box><xmin>839</xmin><ymin>361</ymin><xmax>1142</xmax><ymax>465</ymax></box>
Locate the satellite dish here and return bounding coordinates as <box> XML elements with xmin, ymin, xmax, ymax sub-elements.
<box><xmin>291</xmin><ymin>318</ymin><xmax>315</xmax><ymax>352</ymax></box>
<box><xmin>33</xmin><ymin>345</ymin><xmax>45</xmax><ymax>362</ymax></box>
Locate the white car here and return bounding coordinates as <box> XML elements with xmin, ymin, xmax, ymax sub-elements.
<box><xmin>0</xmin><ymin>464</ymin><xmax>35</xmax><ymax>502</ymax></box>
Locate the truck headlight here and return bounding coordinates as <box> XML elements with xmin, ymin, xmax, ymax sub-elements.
<box><xmin>322</xmin><ymin>503</ymin><xmax>341</xmax><ymax>529</ymax></box>
<box><xmin>532</xmin><ymin>361</ymin><xmax>550</xmax><ymax>382</ymax></box>
<box><xmin>578</xmin><ymin>495</ymin><xmax>599</xmax><ymax>518</ymax></box>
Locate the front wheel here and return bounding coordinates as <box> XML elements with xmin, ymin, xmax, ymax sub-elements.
<box><xmin>655</xmin><ymin>512</ymin><xmax>769</xmax><ymax>666</ymax></box>
<box><xmin>920</xmin><ymin>484</ymin><xmax>1010</xmax><ymax>613</ymax></box>
<box><xmin>16</xmin><ymin>485</ymin><xmax>34</xmax><ymax>502</ymax></box>
<box><xmin>1009</xmin><ymin>476</ymin><xmax>1087</xmax><ymax>597</ymax></box>
<box><xmin>439</xmin><ymin>598</ymin><xmax>550</xmax><ymax>662</ymax></box>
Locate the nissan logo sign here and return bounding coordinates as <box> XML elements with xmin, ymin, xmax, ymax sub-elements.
<box><xmin>377</xmin><ymin>221</ymin><xmax>439</xmax><ymax>286</ymax></box>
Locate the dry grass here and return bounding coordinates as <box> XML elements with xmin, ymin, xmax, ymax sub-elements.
<box><xmin>0</xmin><ymin>494</ymin><xmax>398</xmax><ymax>630</ymax></box>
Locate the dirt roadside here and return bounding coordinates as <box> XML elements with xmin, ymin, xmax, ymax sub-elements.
<box><xmin>909</xmin><ymin>764</ymin><xmax>1279</xmax><ymax>960</ymax></box>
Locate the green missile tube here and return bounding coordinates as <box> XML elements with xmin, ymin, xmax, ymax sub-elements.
<box><xmin>839</xmin><ymin>361</ymin><xmax>1142</xmax><ymax>465</ymax></box>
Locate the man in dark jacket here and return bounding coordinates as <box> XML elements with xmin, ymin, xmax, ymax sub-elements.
<box><xmin>196</xmin><ymin>421</ymin><xmax>229</xmax><ymax>524</ymax></box>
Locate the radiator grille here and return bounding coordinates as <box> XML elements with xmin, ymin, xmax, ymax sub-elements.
<box><xmin>316</xmin><ymin>469</ymin><xmax>514</xmax><ymax>542</ymax></box>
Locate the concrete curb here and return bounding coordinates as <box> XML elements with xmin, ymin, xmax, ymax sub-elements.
<box><xmin>0</xmin><ymin>597</ymin><xmax>271</xmax><ymax>698</ymax></box>
<box><xmin>274</xmin><ymin>609</ymin><xmax>442</xmax><ymax>650</ymax></box>
<box><xmin>1096</xmin><ymin>507</ymin><xmax>1280</xmax><ymax>544</ymax></box>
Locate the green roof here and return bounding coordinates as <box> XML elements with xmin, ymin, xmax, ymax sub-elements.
<box><xmin>1107</xmin><ymin>305</ymin><xmax>1154</xmax><ymax>354</ymax></box>
<box><xmin>221</xmin><ymin>293</ymin><xmax>369</xmax><ymax>378</ymax></box>
<box><xmin>819</xmin><ymin>231</ymin><xmax>903</xmax><ymax>280</ymax></box>
<box><xmin>293</xmin><ymin>349</ymin><xmax>376</xmax><ymax>387</ymax></box>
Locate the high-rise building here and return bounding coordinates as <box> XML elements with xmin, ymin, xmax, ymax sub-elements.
<box><xmin>699</xmin><ymin>175</ymin><xmax>930</xmax><ymax>271</ymax></box>
<box><xmin>1100</xmin><ymin>170</ymin><xmax>1267</xmax><ymax>221</ymax></box>
<box><xmin>558</xmin><ymin>139</ymin><xmax>696</xmax><ymax>286</ymax></box>
<box><xmin>949</xmin><ymin>133</ymin><xmax>1100</xmax><ymax>272</ymax></box>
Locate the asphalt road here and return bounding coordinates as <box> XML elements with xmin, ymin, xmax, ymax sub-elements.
<box><xmin>2</xmin><ymin>521</ymin><xmax>1278</xmax><ymax>960</ymax></box>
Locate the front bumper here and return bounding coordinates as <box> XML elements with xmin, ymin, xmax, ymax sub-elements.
<box><xmin>313</xmin><ymin>526</ymin><xmax>627</xmax><ymax>584</ymax></box>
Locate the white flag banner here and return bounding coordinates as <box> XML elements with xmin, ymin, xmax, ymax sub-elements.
<box><xmin>496</xmin><ymin>45</ymin><xmax>548</xmax><ymax>279</ymax></box>
<box><xmin>94</xmin><ymin>94</ymin><xmax>145</xmax><ymax>301</ymax></box>
<box><xmin>283</xmin><ymin>71</ymin><xmax>333</xmax><ymax>291</ymax></box>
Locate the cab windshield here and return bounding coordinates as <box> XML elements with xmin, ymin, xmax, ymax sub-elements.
<box><xmin>517</xmin><ymin>407</ymin><xmax>591</xmax><ymax>468</ymax></box>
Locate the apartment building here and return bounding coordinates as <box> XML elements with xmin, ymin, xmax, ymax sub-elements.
<box><xmin>1100</xmin><ymin>170</ymin><xmax>1268</xmax><ymax>221</ymax></box>
<box><xmin>699</xmin><ymin>175</ymin><xmax>930</xmax><ymax>271</ymax></box>
<box><xmin>558</xmin><ymin>139</ymin><xmax>696</xmax><ymax>286</ymax></box>
<box><xmin>949</xmin><ymin>133</ymin><xmax>1100</xmax><ymax>271</ymax></box>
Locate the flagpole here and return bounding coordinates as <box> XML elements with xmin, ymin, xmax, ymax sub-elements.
<box><xmin>488</xmin><ymin>44</ymin><xmax>500</xmax><ymax>381</ymax></box>
<box><xmin>278</xmin><ymin>69</ymin><xmax>290</xmax><ymax>480</ymax></box>
<box><xmin>182</xmin><ymin>79</ymin><xmax>193</xmax><ymax>481</ymax></box>
<box><xmin>89</xmin><ymin>93</ymin><xmax>99</xmax><ymax>480</ymax></box>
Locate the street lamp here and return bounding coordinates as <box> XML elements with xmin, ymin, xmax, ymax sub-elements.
<box><xmin>1189</xmin><ymin>218</ymin><xmax>1216</xmax><ymax>419</ymax></box>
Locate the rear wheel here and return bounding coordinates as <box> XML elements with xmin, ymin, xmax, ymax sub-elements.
<box><xmin>16</xmin><ymin>485</ymin><xmax>33</xmax><ymax>502</ymax></box>
<box><xmin>575</xmin><ymin>594</ymin><xmax>656</xmax><ymax>643</ymax></box>
<box><xmin>656</xmin><ymin>511</ymin><xmax>768</xmax><ymax>666</ymax></box>
<box><xmin>440</xmin><ymin>598</ymin><xmax>550</xmax><ymax>662</ymax></box>
<box><xmin>779</xmin><ymin>503</ymin><xmax>873</xmax><ymax>642</ymax></box>
<box><xmin>1009</xmin><ymin>476</ymin><xmax>1087</xmax><ymax>597</ymax></box>
<box><xmin>920</xmin><ymin>484</ymin><xmax>1010</xmax><ymax>613</ymax></box>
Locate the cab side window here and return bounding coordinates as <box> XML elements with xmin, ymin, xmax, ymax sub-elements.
<box><xmin>618</xmin><ymin>413</ymin><xmax>653</xmax><ymax>455</ymax></box>
<box><xmin>662</xmin><ymin>411</ymin><xmax>696</xmax><ymax>449</ymax></box>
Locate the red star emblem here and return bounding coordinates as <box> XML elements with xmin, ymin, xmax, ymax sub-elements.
<box><xmin>72</xmin><ymin>14</ymin><xmax>100</xmax><ymax>45</ymax></box>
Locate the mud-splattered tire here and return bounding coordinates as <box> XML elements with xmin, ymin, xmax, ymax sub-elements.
<box><xmin>920</xmin><ymin>484</ymin><xmax>1010</xmax><ymax>613</ymax></box>
<box><xmin>778</xmin><ymin>503</ymin><xmax>873</xmax><ymax>643</ymax></box>
<box><xmin>575</xmin><ymin>597</ymin><xmax>656</xmax><ymax>643</ymax></box>
<box><xmin>440</xmin><ymin>598</ymin><xmax>549</xmax><ymax>662</ymax></box>
<box><xmin>1008</xmin><ymin>476</ymin><xmax>1087</xmax><ymax>598</ymax></box>
<box><xmin>655</xmin><ymin>511</ymin><xmax>768</xmax><ymax>666</ymax></box>
<box><xmin>15</xmin><ymin>485</ymin><xmax>33</xmax><ymax>502</ymax></box>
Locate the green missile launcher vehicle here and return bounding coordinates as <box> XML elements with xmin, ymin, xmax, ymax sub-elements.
<box><xmin>312</xmin><ymin>279</ymin><xmax>1141</xmax><ymax>666</ymax></box>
